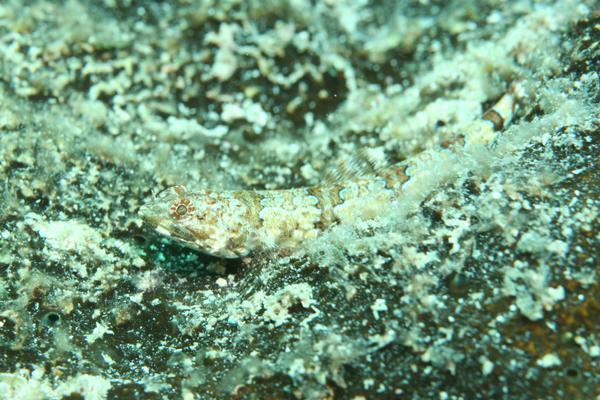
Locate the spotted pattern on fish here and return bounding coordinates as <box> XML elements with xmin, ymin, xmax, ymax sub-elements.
<box><xmin>139</xmin><ymin>85</ymin><xmax>521</xmax><ymax>258</ymax></box>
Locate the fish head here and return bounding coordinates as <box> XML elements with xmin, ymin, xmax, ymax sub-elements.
<box><xmin>139</xmin><ymin>186</ymin><xmax>252</xmax><ymax>258</ymax></box>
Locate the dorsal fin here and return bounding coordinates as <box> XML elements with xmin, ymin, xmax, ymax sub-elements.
<box><xmin>357</xmin><ymin>147</ymin><xmax>389</xmax><ymax>171</ymax></box>
<box><xmin>322</xmin><ymin>147</ymin><xmax>390</xmax><ymax>185</ymax></box>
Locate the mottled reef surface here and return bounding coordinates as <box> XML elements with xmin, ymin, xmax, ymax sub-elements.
<box><xmin>0</xmin><ymin>0</ymin><xmax>598</xmax><ymax>399</ymax></box>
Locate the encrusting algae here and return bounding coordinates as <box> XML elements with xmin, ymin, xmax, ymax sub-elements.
<box><xmin>0</xmin><ymin>0</ymin><xmax>597</xmax><ymax>399</ymax></box>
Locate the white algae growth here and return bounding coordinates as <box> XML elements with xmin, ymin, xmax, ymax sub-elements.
<box><xmin>0</xmin><ymin>0</ymin><xmax>598</xmax><ymax>399</ymax></box>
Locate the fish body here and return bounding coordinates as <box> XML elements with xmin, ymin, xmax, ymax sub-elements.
<box><xmin>139</xmin><ymin>84</ymin><xmax>521</xmax><ymax>258</ymax></box>
<box><xmin>139</xmin><ymin>164</ymin><xmax>409</xmax><ymax>258</ymax></box>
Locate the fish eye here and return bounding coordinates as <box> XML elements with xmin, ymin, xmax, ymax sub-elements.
<box><xmin>176</xmin><ymin>204</ymin><xmax>188</xmax><ymax>216</ymax></box>
<box><xmin>171</xmin><ymin>198</ymin><xmax>195</xmax><ymax>220</ymax></box>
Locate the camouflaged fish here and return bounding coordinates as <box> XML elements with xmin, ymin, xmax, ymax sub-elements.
<box><xmin>139</xmin><ymin>86</ymin><xmax>520</xmax><ymax>258</ymax></box>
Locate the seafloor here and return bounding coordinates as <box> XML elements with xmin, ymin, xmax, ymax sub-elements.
<box><xmin>0</xmin><ymin>1</ymin><xmax>598</xmax><ymax>399</ymax></box>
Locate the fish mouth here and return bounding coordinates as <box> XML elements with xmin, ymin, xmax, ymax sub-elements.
<box><xmin>138</xmin><ymin>210</ymin><xmax>165</xmax><ymax>236</ymax></box>
<box><xmin>138</xmin><ymin>205</ymin><xmax>199</xmax><ymax>246</ymax></box>
<box><xmin>138</xmin><ymin>204</ymin><xmax>158</xmax><ymax>225</ymax></box>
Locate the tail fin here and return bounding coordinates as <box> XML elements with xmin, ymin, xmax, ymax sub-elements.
<box><xmin>467</xmin><ymin>82</ymin><xmax>525</xmax><ymax>145</ymax></box>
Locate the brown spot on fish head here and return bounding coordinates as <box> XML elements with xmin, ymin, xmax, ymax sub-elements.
<box><xmin>171</xmin><ymin>197</ymin><xmax>196</xmax><ymax>220</ymax></box>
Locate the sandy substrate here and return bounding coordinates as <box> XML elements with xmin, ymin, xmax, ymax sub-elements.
<box><xmin>0</xmin><ymin>1</ymin><xmax>598</xmax><ymax>399</ymax></box>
